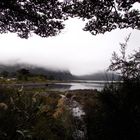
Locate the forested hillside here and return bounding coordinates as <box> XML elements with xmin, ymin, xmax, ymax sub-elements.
<box><xmin>0</xmin><ymin>64</ymin><xmax>74</xmax><ymax>80</ymax></box>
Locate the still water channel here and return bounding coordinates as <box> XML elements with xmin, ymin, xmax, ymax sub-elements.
<box><xmin>48</xmin><ymin>80</ymin><xmax>116</xmax><ymax>91</ymax></box>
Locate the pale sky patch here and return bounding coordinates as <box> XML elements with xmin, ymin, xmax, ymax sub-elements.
<box><xmin>0</xmin><ymin>18</ymin><xmax>140</xmax><ymax>75</ymax></box>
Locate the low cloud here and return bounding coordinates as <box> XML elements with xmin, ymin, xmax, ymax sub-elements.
<box><xmin>0</xmin><ymin>18</ymin><xmax>139</xmax><ymax>75</ymax></box>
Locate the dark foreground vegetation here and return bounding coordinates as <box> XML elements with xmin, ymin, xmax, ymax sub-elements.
<box><xmin>0</xmin><ymin>80</ymin><xmax>140</xmax><ymax>140</ymax></box>
<box><xmin>0</xmin><ymin>86</ymin><xmax>76</xmax><ymax>140</ymax></box>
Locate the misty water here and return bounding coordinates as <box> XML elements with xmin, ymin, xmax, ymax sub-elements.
<box><xmin>4</xmin><ymin>80</ymin><xmax>119</xmax><ymax>92</ymax></box>
<box><xmin>48</xmin><ymin>80</ymin><xmax>114</xmax><ymax>91</ymax></box>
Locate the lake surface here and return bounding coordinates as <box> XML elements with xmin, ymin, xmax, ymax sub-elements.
<box><xmin>48</xmin><ymin>80</ymin><xmax>115</xmax><ymax>91</ymax></box>
<box><xmin>1</xmin><ymin>80</ymin><xmax>118</xmax><ymax>91</ymax></box>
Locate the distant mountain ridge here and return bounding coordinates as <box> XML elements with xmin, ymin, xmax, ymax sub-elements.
<box><xmin>0</xmin><ymin>64</ymin><xmax>120</xmax><ymax>81</ymax></box>
<box><xmin>75</xmin><ymin>72</ymin><xmax>121</xmax><ymax>81</ymax></box>
<box><xmin>0</xmin><ymin>64</ymin><xmax>74</xmax><ymax>80</ymax></box>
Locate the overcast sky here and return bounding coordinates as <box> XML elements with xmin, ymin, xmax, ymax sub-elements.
<box><xmin>0</xmin><ymin>14</ymin><xmax>140</xmax><ymax>75</ymax></box>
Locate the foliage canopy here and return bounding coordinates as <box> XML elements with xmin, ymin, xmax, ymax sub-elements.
<box><xmin>63</xmin><ymin>0</ymin><xmax>140</xmax><ymax>35</ymax></box>
<box><xmin>0</xmin><ymin>0</ymin><xmax>140</xmax><ymax>38</ymax></box>
<box><xmin>0</xmin><ymin>0</ymin><xmax>64</xmax><ymax>38</ymax></box>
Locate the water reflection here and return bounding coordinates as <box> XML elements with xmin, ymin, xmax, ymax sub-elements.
<box><xmin>2</xmin><ymin>80</ymin><xmax>115</xmax><ymax>91</ymax></box>
<box><xmin>51</xmin><ymin>81</ymin><xmax>106</xmax><ymax>91</ymax></box>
